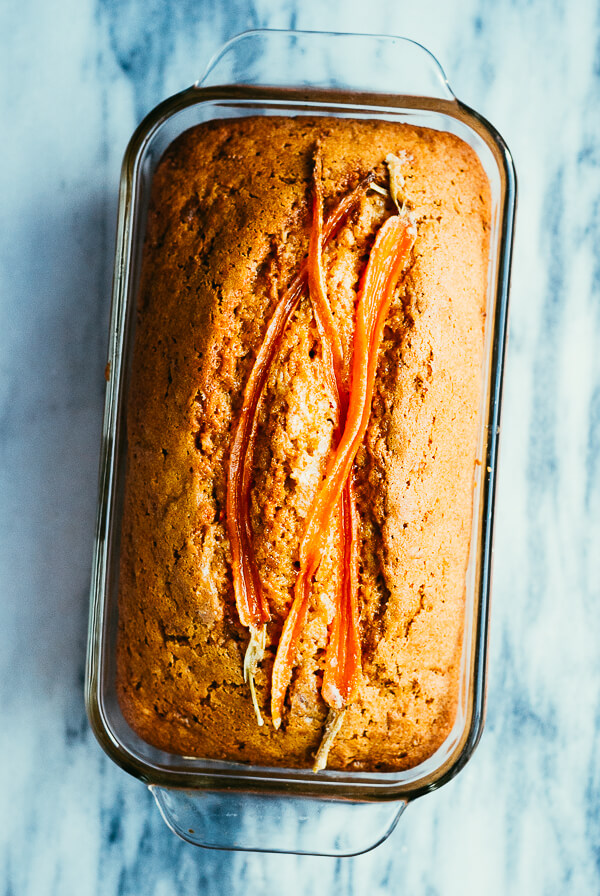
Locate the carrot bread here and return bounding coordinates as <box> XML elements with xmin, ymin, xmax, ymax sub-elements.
<box><xmin>116</xmin><ymin>116</ymin><xmax>491</xmax><ymax>771</ymax></box>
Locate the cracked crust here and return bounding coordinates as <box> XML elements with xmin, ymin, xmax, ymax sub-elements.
<box><xmin>116</xmin><ymin>116</ymin><xmax>491</xmax><ymax>771</ymax></box>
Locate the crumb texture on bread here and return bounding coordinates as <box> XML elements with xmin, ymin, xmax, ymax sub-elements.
<box><xmin>116</xmin><ymin>116</ymin><xmax>491</xmax><ymax>771</ymax></box>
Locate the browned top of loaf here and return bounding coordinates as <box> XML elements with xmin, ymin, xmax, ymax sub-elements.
<box><xmin>116</xmin><ymin>115</ymin><xmax>490</xmax><ymax>771</ymax></box>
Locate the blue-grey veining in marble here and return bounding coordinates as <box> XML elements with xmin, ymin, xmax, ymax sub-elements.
<box><xmin>1</xmin><ymin>0</ymin><xmax>600</xmax><ymax>892</ymax></box>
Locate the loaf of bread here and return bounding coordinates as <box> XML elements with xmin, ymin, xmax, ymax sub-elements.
<box><xmin>116</xmin><ymin>115</ymin><xmax>490</xmax><ymax>771</ymax></box>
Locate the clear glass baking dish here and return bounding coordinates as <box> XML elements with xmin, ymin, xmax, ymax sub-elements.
<box><xmin>85</xmin><ymin>29</ymin><xmax>516</xmax><ymax>856</ymax></box>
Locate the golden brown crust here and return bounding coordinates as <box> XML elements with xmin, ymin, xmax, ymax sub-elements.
<box><xmin>116</xmin><ymin>116</ymin><xmax>490</xmax><ymax>770</ymax></box>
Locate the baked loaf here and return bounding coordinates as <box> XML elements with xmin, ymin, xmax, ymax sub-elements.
<box><xmin>116</xmin><ymin>115</ymin><xmax>490</xmax><ymax>771</ymax></box>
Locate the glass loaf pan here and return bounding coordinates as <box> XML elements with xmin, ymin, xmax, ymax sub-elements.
<box><xmin>85</xmin><ymin>30</ymin><xmax>516</xmax><ymax>855</ymax></box>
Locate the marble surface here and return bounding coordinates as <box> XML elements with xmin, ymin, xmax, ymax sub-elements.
<box><xmin>1</xmin><ymin>0</ymin><xmax>599</xmax><ymax>893</ymax></box>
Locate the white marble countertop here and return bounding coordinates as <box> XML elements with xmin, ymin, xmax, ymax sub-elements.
<box><xmin>2</xmin><ymin>1</ymin><xmax>599</xmax><ymax>893</ymax></box>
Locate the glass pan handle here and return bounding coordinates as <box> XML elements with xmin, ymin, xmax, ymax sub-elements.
<box><xmin>151</xmin><ymin>785</ymin><xmax>407</xmax><ymax>856</ymax></box>
<box><xmin>197</xmin><ymin>29</ymin><xmax>455</xmax><ymax>101</ymax></box>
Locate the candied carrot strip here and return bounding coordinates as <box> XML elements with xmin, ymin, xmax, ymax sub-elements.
<box><xmin>321</xmin><ymin>479</ymin><xmax>361</xmax><ymax>710</ymax></box>
<box><xmin>271</xmin><ymin>211</ymin><xmax>416</xmax><ymax>728</ymax></box>
<box><xmin>306</xmin><ymin>155</ymin><xmax>360</xmax><ymax>712</ymax></box>
<box><xmin>271</xmin><ymin>158</ymin><xmax>348</xmax><ymax>729</ymax></box>
<box><xmin>226</xmin><ymin>176</ymin><xmax>373</xmax><ymax>700</ymax></box>
<box><xmin>307</xmin><ymin>150</ymin><xmax>346</xmax><ymax>398</ymax></box>
<box><xmin>272</xmin><ymin>160</ymin><xmax>362</xmax><ymax>729</ymax></box>
<box><xmin>226</xmin><ymin>270</ymin><xmax>304</xmax><ymax>630</ymax></box>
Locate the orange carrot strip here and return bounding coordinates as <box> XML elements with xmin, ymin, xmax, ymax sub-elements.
<box><xmin>271</xmin><ymin>163</ymin><xmax>348</xmax><ymax>728</ymax></box>
<box><xmin>321</xmin><ymin>478</ymin><xmax>361</xmax><ymax>709</ymax></box>
<box><xmin>271</xmin><ymin>213</ymin><xmax>416</xmax><ymax>726</ymax></box>
<box><xmin>226</xmin><ymin>177</ymin><xmax>373</xmax><ymax>632</ymax></box>
<box><xmin>306</xmin><ymin>157</ymin><xmax>360</xmax><ymax>712</ymax></box>
<box><xmin>226</xmin><ymin>272</ymin><xmax>304</xmax><ymax>628</ymax></box>
<box><xmin>272</xmin><ymin>164</ymin><xmax>366</xmax><ymax>727</ymax></box>
<box><xmin>307</xmin><ymin>150</ymin><xmax>346</xmax><ymax>398</ymax></box>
